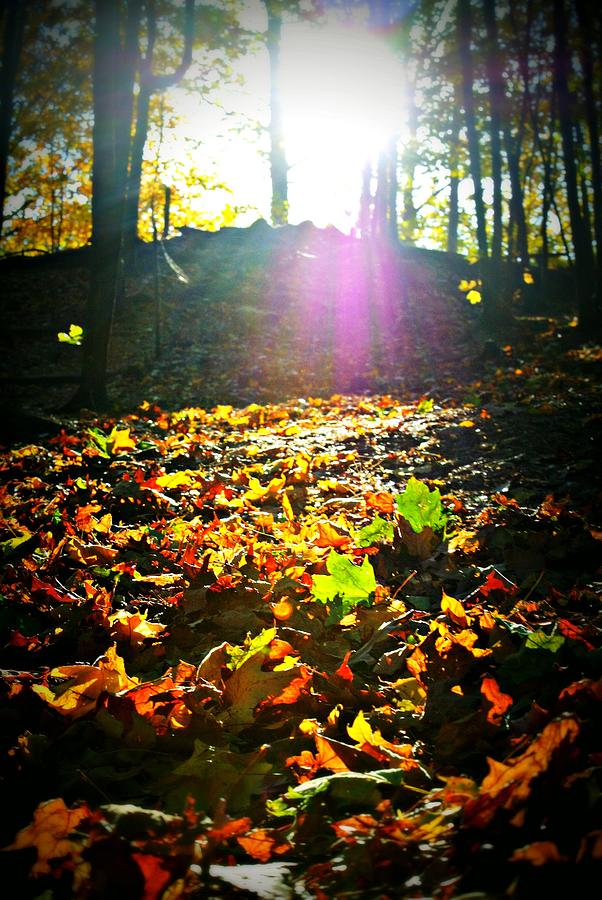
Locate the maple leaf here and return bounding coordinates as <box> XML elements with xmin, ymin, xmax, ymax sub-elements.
<box><xmin>33</xmin><ymin>645</ymin><xmax>138</xmax><ymax>718</ymax></box>
<box><xmin>441</xmin><ymin>591</ymin><xmax>471</xmax><ymax>628</ymax></box>
<box><xmin>4</xmin><ymin>798</ymin><xmax>90</xmax><ymax>875</ymax></box>
<box><xmin>109</xmin><ymin>610</ymin><xmax>166</xmax><ymax>646</ymax></box>
<box><xmin>171</xmin><ymin>740</ymin><xmax>272</xmax><ymax>812</ymax></box>
<box><xmin>311</xmin><ymin>550</ymin><xmax>376</xmax><ymax>617</ymax></box>
<box><xmin>394</xmin><ymin>477</ymin><xmax>446</xmax><ymax>534</ymax></box>
<box><xmin>287</xmin><ymin>733</ymin><xmax>356</xmax><ymax>782</ymax></box>
<box><xmin>218</xmin><ymin>647</ymin><xmax>310</xmax><ymax>732</ymax></box>
<box><xmin>510</xmin><ymin>841</ymin><xmax>567</xmax><ymax>865</ymax></box>
<box><xmin>347</xmin><ymin>709</ymin><xmax>416</xmax><ymax>767</ymax></box>
<box><xmin>357</xmin><ymin>515</ymin><xmax>394</xmax><ymax>547</ymax></box>
<box><xmin>465</xmin><ymin>717</ymin><xmax>580</xmax><ymax>828</ymax></box>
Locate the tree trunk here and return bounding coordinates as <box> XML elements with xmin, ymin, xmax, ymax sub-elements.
<box><xmin>386</xmin><ymin>136</ymin><xmax>398</xmax><ymax>243</ymax></box>
<box><xmin>457</xmin><ymin>0</ymin><xmax>488</xmax><ymax>259</ymax></box>
<box><xmin>265</xmin><ymin>1</ymin><xmax>288</xmax><ymax>225</ymax></box>
<box><xmin>358</xmin><ymin>161</ymin><xmax>372</xmax><ymax>237</ymax></box>
<box><xmin>576</xmin><ymin>0</ymin><xmax>602</xmax><ymax>312</ymax></box>
<box><xmin>71</xmin><ymin>0</ymin><xmax>140</xmax><ymax>408</ymax></box>
<box><xmin>553</xmin><ymin>0</ymin><xmax>597</xmax><ymax>330</ymax></box>
<box><xmin>122</xmin><ymin>81</ymin><xmax>151</xmax><ymax>257</ymax></box>
<box><xmin>447</xmin><ymin>44</ymin><xmax>462</xmax><ymax>255</ymax></box>
<box><xmin>0</xmin><ymin>0</ymin><xmax>27</xmax><ymax>239</ymax></box>
<box><xmin>483</xmin><ymin>0</ymin><xmax>503</xmax><ymax>261</ymax></box>
<box><xmin>122</xmin><ymin>0</ymin><xmax>194</xmax><ymax>260</ymax></box>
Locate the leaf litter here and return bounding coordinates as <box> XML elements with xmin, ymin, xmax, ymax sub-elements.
<box><xmin>1</xmin><ymin>237</ymin><xmax>602</xmax><ymax>897</ymax></box>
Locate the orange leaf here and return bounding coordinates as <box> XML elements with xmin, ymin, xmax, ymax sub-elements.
<box><xmin>406</xmin><ymin>646</ymin><xmax>427</xmax><ymax>680</ymax></box>
<box><xmin>466</xmin><ymin>717</ymin><xmax>581</xmax><ymax>829</ymax></box>
<box><xmin>238</xmin><ymin>828</ymin><xmax>290</xmax><ymax>863</ymax></box>
<box><xmin>334</xmin><ymin>651</ymin><xmax>353</xmax><ymax>683</ymax></box>
<box><xmin>5</xmin><ymin>798</ymin><xmax>90</xmax><ymax>875</ymax></box>
<box><xmin>510</xmin><ymin>841</ymin><xmax>567</xmax><ymax>865</ymax></box>
<box><xmin>109</xmin><ymin>610</ymin><xmax>166</xmax><ymax>646</ymax></box>
<box><xmin>481</xmin><ymin>676</ymin><xmax>513</xmax><ymax>724</ymax></box>
<box><xmin>132</xmin><ymin>853</ymin><xmax>171</xmax><ymax>900</ymax></box>
<box><xmin>365</xmin><ymin>491</ymin><xmax>394</xmax><ymax>514</ymax></box>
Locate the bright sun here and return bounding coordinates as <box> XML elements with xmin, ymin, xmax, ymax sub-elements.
<box><xmin>280</xmin><ymin>22</ymin><xmax>405</xmax><ymax>229</ymax></box>
<box><xmin>169</xmin><ymin>17</ymin><xmax>405</xmax><ymax>232</ymax></box>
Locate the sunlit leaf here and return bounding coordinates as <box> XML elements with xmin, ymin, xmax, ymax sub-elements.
<box><xmin>4</xmin><ymin>798</ymin><xmax>90</xmax><ymax>875</ymax></box>
<box><xmin>311</xmin><ymin>550</ymin><xmax>376</xmax><ymax>618</ymax></box>
<box><xmin>394</xmin><ymin>477</ymin><xmax>446</xmax><ymax>534</ymax></box>
<box><xmin>57</xmin><ymin>323</ymin><xmax>83</xmax><ymax>346</ymax></box>
<box><xmin>357</xmin><ymin>515</ymin><xmax>394</xmax><ymax>547</ymax></box>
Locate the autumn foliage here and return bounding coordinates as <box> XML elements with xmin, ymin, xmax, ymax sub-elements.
<box><xmin>1</xmin><ymin>387</ymin><xmax>600</xmax><ymax>898</ymax></box>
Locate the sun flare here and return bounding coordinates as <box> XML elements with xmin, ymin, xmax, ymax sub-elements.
<box><xmin>280</xmin><ymin>22</ymin><xmax>405</xmax><ymax>228</ymax></box>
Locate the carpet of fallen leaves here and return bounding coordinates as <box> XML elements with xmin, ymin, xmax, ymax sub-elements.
<box><xmin>1</xmin><ymin>352</ymin><xmax>601</xmax><ymax>898</ymax></box>
<box><xmin>1</xmin><ymin>232</ymin><xmax>602</xmax><ymax>898</ymax></box>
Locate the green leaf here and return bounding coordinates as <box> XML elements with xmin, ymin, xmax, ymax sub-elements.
<box><xmin>312</xmin><ymin>551</ymin><xmax>376</xmax><ymax>606</ymax></box>
<box><xmin>357</xmin><ymin>515</ymin><xmax>394</xmax><ymax>548</ymax></box>
<box><xmin>416</xmin><ymin>397</ymin><xmax>434</xmax><ymax>413</ymax></box>
<box><xmin>394</xmin><ymin>477</ymin><xmax>446</xmax><ymax>534</ymax></box>
<box><xmin>86</xmin><ymin>428</ymin><xmax>110</xmax><ymax>458</ymax></box>
<box><xmin>284</xmin><ymin>770</ymin><xmax>407</xmax><ymax>811</ymax></box>
<box><xmin>525</xmin><ymin>631</ymin><xmax>565</xmax><ymax>653</ymax></box>
<box><xmin>227</xmin><ymin>627</ymin><xmax>276</xmax><ymax>670</ymax></box>
<box><xmin>0</xmin><ymin>528</ymin><xmax>33</xmax><ymax>555</ymax></box>
<box><xmin>57</xmin><ymin>323</ymin><xmax>84</xmax><ymax>346</ymax></box>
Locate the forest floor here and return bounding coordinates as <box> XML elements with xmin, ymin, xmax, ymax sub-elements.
<box><xmin>1</xmin><ymin>228</ymin><xmax>601</xmax><ymax>898</ymax></box>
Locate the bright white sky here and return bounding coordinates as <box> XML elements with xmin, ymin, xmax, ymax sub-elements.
<box><xmin>166</xmin><ymin>5</ymin><xmax>406</xmax><ymax>232</ymax></box>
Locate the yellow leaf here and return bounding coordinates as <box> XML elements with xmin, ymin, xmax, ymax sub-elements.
<box><xmin>109</xmin><ymin>610</ymin><xmax>166</xmax><ymax>646</ymax></box>
<box><xmin>448</xmin><ymin>528</ymin><xmax>479</xmax><ymax>554</ymax></box>
<box><xmin>282</xmin><ymin>492</ymin><xmax>295</xmax><ymax>522</ymax></box>
<box><xmin>467</xmin><ymin>290</ymin><xmax>481</xmax><ymax>304</ymax></box>
<box><xmin>110</xmin><ymin>428</ymin><xmax>136</xmax><ymax>453</ymax></box>
<box><xmin>32</xmin><ymin>645</ymin><xmax>138</xmax><ymax>718</ymax></box>
<box><xmin>155</xmin><ymin>470</ymin><xmax>204</xmax><ymax>489</ymax></box>
<box><xmin>219</xmin><ymin>650</ymin><xmax>310</xmax><ymax>732</ymax></box>
<box><xmin>5</xmin><ymin>798</ymin><xmax>90</xmax><ymax>875</ymax></box>
<box><xmin>347</xmin><ymin>710</ymin><xmax>415</xmax><ymax>765</ymax></box>
<box><xmin>441</xmin><ymin>590</ymin><xmax>471</xmax><ymax>628</ymax></box>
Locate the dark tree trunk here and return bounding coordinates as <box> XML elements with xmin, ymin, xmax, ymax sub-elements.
<box><xmin>0</xmin><ymin>0</ymin><xmax>27</xmax><ymax>239</ymax></box>
<box><xmin>506</xmin><ymin>0</ymin><xmax>531</xmax><ymax>266</ymax></box>
<box><xmin>265</xmin><ymin>1</ymin><xmax>288</xmax><ymax>225</ymax></box>
<box><xmin>483</xmin><ymin>0</ymin><xmax>503</xmax><ymax>261</ymax></box>
<box><xmin>73</xmin><ymin>0</ymin><xmax>125</xmax><ymax>409</ymax></box>
<box><xmin>70</xmin><ymin>0</ymin><xmax>142</xmax><ymax>409</ymax></box>
<box><xmin>373</xmin><ymin>150</ymin><xmax>388</xmax><ymax>239</ymax></box>
<box><xmin>122</xmin><ymin>80</ymin><xmax>151</xmax><ymax>257</ymax></box>
<box><xmin>553</xmin><ymin>0</ymin><xmax>598</xmax><ymax>330</ymax></box>
<box><xmin>457</xmin><ymin>0</ymin><xmax>488</xmax><ymax>259</ymax></box>
<box><xmin>576</xmin><ymin>0</ymin><xmax>602</xmax><ymax>311</ymax></box>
